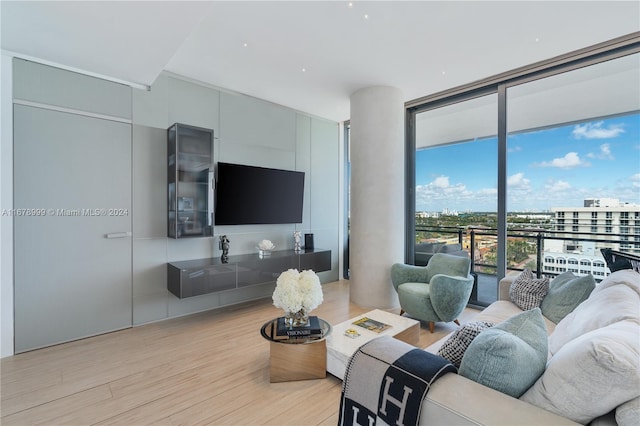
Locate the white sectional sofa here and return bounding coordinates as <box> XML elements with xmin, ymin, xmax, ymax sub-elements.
<box><xmin>416</xmin><ymin>269</ymin><xmax>640</xmax><ymax>426</ymax></box>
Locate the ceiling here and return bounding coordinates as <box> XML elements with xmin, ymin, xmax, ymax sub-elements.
<box><xmin>2</xmin><ymin>1</ymin><xmax>639</xmax><ymax>122</ymax></box>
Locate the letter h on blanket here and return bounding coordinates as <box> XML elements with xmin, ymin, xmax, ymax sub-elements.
<box><xmin>339</xmin><ymin>335</ymin><xmax>457</xmax><ymax>426</ymax></box>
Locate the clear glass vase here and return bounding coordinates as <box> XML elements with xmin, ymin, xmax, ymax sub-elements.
<box><xmin>285</xmin><ymin>308</ymin><xmax>309</xmax><ymax>327</ymax></box>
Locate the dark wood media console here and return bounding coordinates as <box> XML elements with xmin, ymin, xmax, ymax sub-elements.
<box><xmin>167</xmin><ymin>249</ymin><xmax>331</xmax><ymax>298</ymax></box>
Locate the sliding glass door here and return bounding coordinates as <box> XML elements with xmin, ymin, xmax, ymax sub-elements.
<box><xmin>413</xmin><ymin>93</ymin><xmax>498</xmax><ymax>306</ymax></box>
<box><xmin>506</xmin><ymin>53</ymin><xmax>640</xmax><ymax>279</ymax></box>
<box><xmin>407</xmin><ymin>36</ymin><xmax>639</xmax><ymax>305</ymax></box>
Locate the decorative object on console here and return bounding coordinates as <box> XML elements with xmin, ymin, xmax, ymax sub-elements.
<box><xmin>219</xmin><ymin>235</ymin><xmax>230</xmax><ymax>263</ymax></box>
<box><xmin>293</xmin><ymin>231</ymin><xmax>302</xmax><ymax>252</ymax></box>
<box><xmin>305</xmin><ymin>233</ymin><xmax>314</xmax><ymax>250</ymax></box>
<box><xmin>272</xmin><ymin>269</ymin><xmax>323</xmax><ymax>327</ymax></box>
<box><xmin>257</xmin><ymin>239</ymin><xmax>275</xmax><ymax>257</ymax></box>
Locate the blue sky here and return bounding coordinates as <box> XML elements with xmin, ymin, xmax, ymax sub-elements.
<box><xmin>415</xmin><ymin>113</ymin><xmax>640</xmax><ymax>212</ymax></box>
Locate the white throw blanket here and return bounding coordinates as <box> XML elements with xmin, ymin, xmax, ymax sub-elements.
<box><xmin>339</xmin><ymin>335</ymin><xmax>456</xmax><ymax>426</ymax></box>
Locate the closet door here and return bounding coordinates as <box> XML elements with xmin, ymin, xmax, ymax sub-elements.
<box><xmin>14</xmin><ymin>104</ymin><xmax>132</xmax><ymax>352</ymax></box>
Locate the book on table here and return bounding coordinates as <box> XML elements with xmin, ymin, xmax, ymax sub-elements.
<box><xmin>352</xmin><ymin>316</ymin><xmax>392</xmax><ymax>333</ymax></box>
<box><xmin>273</xmin><ymin>316</ymin><xmax>323</xmax><ymax>340</ymax></box>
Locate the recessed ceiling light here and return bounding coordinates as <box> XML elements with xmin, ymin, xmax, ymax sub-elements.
<box><xmin>535</xmin><ymin>37</ymin><xmax>541</xmax><ymax>43</ymax></box>
<box><xmin>243</xmin><ymin>42</ymin><xmax>248</xmax><ymax>48</ymax></box>
<box><xmin>302</xmin><ymin>68</ymin><xmax>307</xmax><ymax>73</ymax></box>
<box><xmin>348</xmin><ymin>2</ymin><xmax>354</xmax><ymax>8</ymax></box>
<box><xmin>363</xmin><ymin>13</ymin><xmax>369</xmax><ymax>20</ymax></box>
<box><xmin>441</xmin><ymin>71</ymin><xmax>446</xmax><ymax>76</ymax></box>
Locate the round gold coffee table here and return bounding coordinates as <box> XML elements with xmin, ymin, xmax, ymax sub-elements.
<box><xmin>260</xmin><ymin>317</ymin><xmax>331</xmax><ymax>383</ymax></box>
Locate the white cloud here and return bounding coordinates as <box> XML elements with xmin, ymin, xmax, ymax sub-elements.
<box><xmin>545</xmin><ymin>180</ymin><xmax>572</xmax><ymax>193</ymax></box>
<box><xmin>415</xmin><ymin>175</ymin><xmax>472</xmax><ymax>209</ymax></box>
<box><xmin>432</xmin><ymin>176</ymin><xmax>450</xmax><ymax>189</ymax></box>
<box><xmin>419</xmin><ymin>176</ymin><xmax>468</xmax><ymax>195</ymax></box>
<box><xmin>587</xmin><ymin>143</ymin><xmax>614</xmax><ymax>160</ymax></box>
<box><xmin>537</xmin><ymin>152</ymin><xmax>590</xmax><ymax>169</ymax></box>
<box><xmin>508</xmin><ymin>145</ymin><xmax>522</xmax><ymax>153</ymax></box>
<box><xmin>631</xmin><ymin>173</ymin><xmax>640</xmax><ymax>188</ymax></box>
<box><xmin>572</xmin><ymin>121</ymin><xmax>625</xmax><ymax>139</ymax></box>
<box><xmin>508</xmin><ymin>172</ymin><xmax>531</xmax><ymax>188</ymax></box>
<box><xmin>477</xmin><ymin>188</ymin><xmax>497</xmax><ymax>196</ymax></box>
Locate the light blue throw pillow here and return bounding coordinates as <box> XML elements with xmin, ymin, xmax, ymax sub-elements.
<box><xmin>458</xmin><ymin>308</ymin><xmax>548</xmax><ymax>398</ymax></box>
<box><xmin>541</xmin><ymin>272</ymin><xmax>595</xmax><ymax>323</ymax></box>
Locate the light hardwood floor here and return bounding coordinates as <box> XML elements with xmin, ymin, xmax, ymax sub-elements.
<box><xmin>1</xmin><ymin>280</ymin><xmax>479</xmax><ymax>425</ymax></box>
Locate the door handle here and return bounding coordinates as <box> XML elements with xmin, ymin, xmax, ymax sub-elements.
<box><xmin>105</xmin><ymin>232</ymin><xmax>132</xmax><ymax>239</ymax></box>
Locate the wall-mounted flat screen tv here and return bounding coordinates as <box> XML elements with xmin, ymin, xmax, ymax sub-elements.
<box><xmin>215</xmin><ymin>162</ymin><xmax>305</xmax><ymax>225</ymax></box>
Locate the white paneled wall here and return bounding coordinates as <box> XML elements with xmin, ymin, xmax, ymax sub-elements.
<box><xmin>131</xmin><ymin>73</ymin><xmax>340</xmax><ymax>326</ymax></box>
<box><xmin>4</xmin><ymin>60</ymin><xmax>340</xmax><ymax>354</ymax></box>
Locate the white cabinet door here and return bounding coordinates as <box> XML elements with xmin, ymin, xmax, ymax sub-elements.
<box><xmin>14</xmin><ymin>105</ymin><xmax>132</xmax><ymax>353</ymax></box>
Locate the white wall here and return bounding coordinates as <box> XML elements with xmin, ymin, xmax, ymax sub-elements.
<box><xmin>1</xmin><ymin>60</ymin><xmax>341</xmax><ymax>356</ymax></box>
<box><xmin>1</xmin><ymin>53</ymin><xmax>14</xmax><ymax>357</ymax></box>
<box><xmin>131</xmin><ymin>72</ymin><xmax>340</xmax><ymax>325</ymax></box>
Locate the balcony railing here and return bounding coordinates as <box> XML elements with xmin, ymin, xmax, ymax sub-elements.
<box><xmin>415</xmin><ymin>224</ymin><xmax>639</xmax><ymax>305</ymax></box>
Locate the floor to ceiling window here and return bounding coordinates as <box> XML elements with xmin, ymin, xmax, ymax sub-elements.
<box><xmin>506</xmin><ymin>53</ymin><xmax>640</xmax><ymax>278</ymax></box>
<box><xmin>407</xmin><ymin>34</ymin><xmax>639</xmax><ymax>305</ymax></box>
<box><xmin>414</xmin><ymin>94</ymin><xmax>498</xmax><ymax>306</ymax></box>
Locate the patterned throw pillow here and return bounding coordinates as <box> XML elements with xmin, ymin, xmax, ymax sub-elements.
<box><xmin>509</xmin><ymin>269</ymin><xmax>550</xmax><ymax>311</ymax></box>
<box><xmin>437</xmin><ymin>321</ymin><xmax>495</xmax><ymax>367</ymax></box>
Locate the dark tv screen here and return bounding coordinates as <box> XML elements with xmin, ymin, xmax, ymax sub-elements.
<box><xmin>215</xmin><ymin>162</ymin><xmax>305</xmax><ymax>225</ymax></box>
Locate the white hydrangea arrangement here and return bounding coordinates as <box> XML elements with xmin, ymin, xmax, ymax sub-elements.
<box><xmin>272</xmin><ymin>269</ymin><xmax>323</xmax><ymax>314</ymax></box>
<box><xmin>257</xmin><ymin>239</ymin><xmax>275</xmax><ymax>251</ymax></box>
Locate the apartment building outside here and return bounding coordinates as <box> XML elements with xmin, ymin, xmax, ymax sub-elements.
<box><xmin>544</xmin><ymin>198</ymin><xmax>640</xmax><ymax>280</ymax></box>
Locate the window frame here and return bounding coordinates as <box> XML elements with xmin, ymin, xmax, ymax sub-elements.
<box><xmin>405</xmin><ymin>33</ymin><xmax>640</xmax><ymax>280</ymax></box>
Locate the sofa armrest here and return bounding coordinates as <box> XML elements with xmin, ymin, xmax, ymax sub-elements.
<box><xmin>419</xmin><ymin>373</ymin><xmax>580</xmax><ymax>426</ymax></box>
<box><xmin>499</xmin><ymin>275</ymin><xmax>516</xmax><ymax>301</ymax></box>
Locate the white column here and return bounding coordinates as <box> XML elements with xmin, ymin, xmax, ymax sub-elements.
<box><xmin>349</xmin><ymin>86</ymin><xmax>404</xmax><ymax>308</ymax></box>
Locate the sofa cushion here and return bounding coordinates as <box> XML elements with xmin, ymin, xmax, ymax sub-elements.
<box><xmin>540</xmin><ymin>271</ymin><xmax>595</xmax><ymax>323</ymax></box>
<box><xmin>474</xmin><ymin>300</ymin><xmax>558</xmax><ymax>334</ymax></box>
<box><xmin>415</xmin><ymin>242</ymin><xmax>442</xmax><ymax>253</ymax></box>
<box><xmin>436</xmin><ymin>321</ymin><xmax>495</xmax><ymax>367</ymax></box>
<box><xmin>616</xmin><ymin>396</ymin><xmax>640</xmax><ymax>426</ymax></box>
<box><xmin>549</xmin><ymin>277</ymin><xmax>640</xmax><ymax>355</ymax></box>
<box><xmin>438</xmin><ymin>243</ymin><xmax>462</xmax><ymax>253</ymax></box>
<box><xmin>521</xmin><ymin>320</ymin><xmax>640</xmax><ymax>424</ymax></box>
<box><xmin>592</xmin><ymin>269</ymin><xmax>640</xmax><ymax>296</ymax></box>
<box><xmin>509</xmin><ymin>269</ymin><xmax>549</xmax><ymax>311</ymax></box>
<box><xmin>459</xmin><ymin>308</ymin><xmax>548</xmax><ymax>398</ymax></box>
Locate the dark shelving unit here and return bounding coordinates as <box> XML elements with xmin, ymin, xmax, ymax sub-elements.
<box><xmin>168</xmin><ymin>123</ymin><xmax>214</xmax><ymax>238</ymax></box>
<box><xmin>167</xmin><ymin>249</ymin><xmax>331</xmax><ymax>298</ymax></box>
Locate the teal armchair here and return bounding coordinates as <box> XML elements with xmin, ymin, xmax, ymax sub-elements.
<box><xmin>391</xmin><ymin>253</ymin><xmax>474</xmax><ymax>333</ymax></box>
